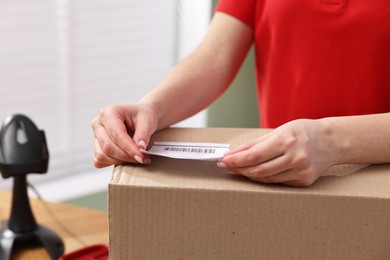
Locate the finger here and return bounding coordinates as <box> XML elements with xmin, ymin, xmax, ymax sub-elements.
<box><xmin>222</xmin><ymin>140</ymin><xmax>284</xmax><ymax>168</ymax></box>
<box><xmin>255</xmin><ymin>169</ymin><xmax>316</xmax><ymax>187</ymax></box>
<box><xmin>101</xmin><ymin>112</ymin><xmax>143</xmax><ymax>159</ymax></box>
<box><xmin>230</xmin><ymin>154</ymin><xmax>291</xmax><ymax>179</ymax></box>
<box><xmin>94</xmin><ymin>123</ymin><xmax>137</xmax><ymax>163</ymax></box>
<box><xmin>254</xmin><ymin>170</ymin><xmax>297</xmax><ymax>184</ymax></box>
<box><xmin>132</xmin><ymin>116</ymin><xmax>156</xmax><ymax>150</ymax></box>
<box><xmin>282</xmin><ymin>174</ymin><xmax>317</xmax><ymax>187</ymax></box>
<box><xmin>93</xmin><ymin>138</ymin><xmax>131</xmax><ymax>168</ymax></box>
<box><xmin>225</xmin><ymin>133</ymin><xmax>270</xmax><ymax>156</ymax></box>
<box><xmin>282</xmin><ymin>180</ymin><xmax>305</xmax><ymax>187</ymax></box>
<box><xmin>224</xmin><ymin>139</ymin><xmax>258</xmax><ymax>156</ymax></box>
<box><xmin>94</xmin><ymin>137</ymin><xmax>151</xmax><ymax>167</ymax></box>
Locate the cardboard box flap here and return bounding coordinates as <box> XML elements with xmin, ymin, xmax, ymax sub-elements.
<box><xmin>111</xmin><ymin>128</ymin><xmax>390</xmax><ymax>199</ymax></box>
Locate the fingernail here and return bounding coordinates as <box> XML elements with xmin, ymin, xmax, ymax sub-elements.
<box><xmin>138</xmin><ymin>140</ymin><xmax>146</xmax><ymax>149</ymax></box>
<box><xmin>144</xmin><ymin>159</ymin><xmax>152</xmax><ymax>164</ymax></box>
<box><xmin>134</xmin><ymin>155</ymin><xmax>143</xmax><ymax>164</ymax></box>
<box><xmin>217</xmin><ymin>162</ymin><xmax>228</xmax><ymax>169</ymax></box>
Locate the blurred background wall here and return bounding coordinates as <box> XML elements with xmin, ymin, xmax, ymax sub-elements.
<box><xmin>207</xmin><ymin>0</ymin><xmax>258</xmax><ymax>128</ymax></box>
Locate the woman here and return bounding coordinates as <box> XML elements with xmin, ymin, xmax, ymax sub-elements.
<box><xmin>91</xmin><ymin>0</ymin><xmax>390</xmax><ymax>186</ymax></box>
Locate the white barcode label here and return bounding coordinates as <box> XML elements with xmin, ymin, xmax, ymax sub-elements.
<box><xmin>141</xmin><ymin>142</ymin><xmax>230</xmax><ymax>161</ymax></box>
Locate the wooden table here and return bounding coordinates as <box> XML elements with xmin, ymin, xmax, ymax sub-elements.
<box><xmin>0</xmin><ymin>191</ymin><xmax>108</xmax><ymax>259</ymax></box>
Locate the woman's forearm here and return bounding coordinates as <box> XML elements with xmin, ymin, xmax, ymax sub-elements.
<box><xmin>138</xmin><ymin>51</ymin><xmax>230</xmax><ymax>130</ymax></box>
<box><xmin>320</xmin><ymin>113</ymin><xmax>390</xmax><ymax>164</ymax></box>
<box><xmin>138</xmin><ymin>12</ymin><xmax>253</xmax><ymax>130</ymax></box>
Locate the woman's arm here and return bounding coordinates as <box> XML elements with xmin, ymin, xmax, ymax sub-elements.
<box><xmin>139</xmin><ymin>12</ymin><xmax>253</xmax><ymax>130</ymax></box>
<box><xmin>321</xmin><ymin>113</ymin><xmax>390</xmax><ymax>164</ymax></box>
<box><xmin>92</xmin><ymin>12</ymin><xmax>253</xmax><ymax>167</ymax></box>
<box><xmin>220</xmin><ymin>113</ymin><xmax>390</xmax><ymax>186</ymax></box>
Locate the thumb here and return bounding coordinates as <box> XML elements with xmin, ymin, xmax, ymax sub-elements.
<box><xmin>133</xmin><ymin>121</ymin><xmax>155</xmax><ymax>150</ymax></box>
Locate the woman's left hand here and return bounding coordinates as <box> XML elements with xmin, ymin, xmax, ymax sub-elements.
<box><xmin>218</xmin><ymin>119</ymin><xmax>337</xmax><ymax>187</ymax></box>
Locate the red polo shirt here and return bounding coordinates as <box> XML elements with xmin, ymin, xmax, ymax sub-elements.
<box><xmin>216</xmin><ymin>0</ymin><xmax>390</xmax><ymax>128</ymax></box>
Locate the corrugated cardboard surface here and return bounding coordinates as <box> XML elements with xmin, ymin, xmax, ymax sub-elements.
<box><xmin>109</xmin><ymin>128</ymin><xmax>390</xmax><ymax>260</ymax></box>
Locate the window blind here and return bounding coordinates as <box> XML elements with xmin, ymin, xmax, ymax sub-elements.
<box><xmin>0</xmin><ymin>0</ymin><xmax>211</xmax><ymax>191</ymax></box>
<box><xmin>0</xmin><ymin>0</ymin><xmax>60</xmax><ymax>185</ymax></box>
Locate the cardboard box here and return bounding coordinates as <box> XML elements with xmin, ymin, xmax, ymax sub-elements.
<box><xmin>109</xmin><ymin>128</ymin><xmax>390</xmax><ymax>260</ymax></box>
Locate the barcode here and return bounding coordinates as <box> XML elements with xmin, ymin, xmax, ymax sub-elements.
<box><xmin>163</xmin><ymin>147</ymin><xmax>216</xmax><ymax>154</ymax></box>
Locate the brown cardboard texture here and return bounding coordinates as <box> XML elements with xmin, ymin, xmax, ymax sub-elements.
<box><xmin>109</xmin><ymin>128</ymin><xmax>390</xmax><ymax>260</ymax></box>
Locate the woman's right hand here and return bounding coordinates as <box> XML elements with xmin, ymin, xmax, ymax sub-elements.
<box><xmin>91</xmin><ymin>103</ymin><xmax>158</xmax><ymax>168</ymax></box>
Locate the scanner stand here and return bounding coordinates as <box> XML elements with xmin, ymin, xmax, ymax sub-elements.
<box><xmin>0</xmin><ymin>175</ymin><xmax>64</xmax><ymax>260</ymax></box>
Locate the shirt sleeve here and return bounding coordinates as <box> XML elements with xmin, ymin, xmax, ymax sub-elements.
<box><xmin>215</xmin><ymin>0</ymin><xmax>256</xmax><ymax>28</ymax></box>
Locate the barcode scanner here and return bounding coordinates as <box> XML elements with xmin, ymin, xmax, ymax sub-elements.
<box><xmin>0</xmin><ymin>114</ymin><xmax>64</xmax><ymax>260</ymax></box>
<box><xmin>0</xmin><ymin>114</ymin><xmax>49</xmax><ymax>178</ymax></box>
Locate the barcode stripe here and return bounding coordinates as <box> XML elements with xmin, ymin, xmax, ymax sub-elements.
<box><xmin>153</xmin><ymin>143</ymin><xmax>229</xmax><ymax>149</ymax></box>
<box><xmin>162</xmin><ymin>147</ymin><xmax>216</xmax><ymax>154</ymax></box>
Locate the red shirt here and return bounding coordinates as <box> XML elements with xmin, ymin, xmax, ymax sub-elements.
<box><xmin>216</xmin><ymin>0</ymin><xmax>390</xmax><ymax>128</ymax></box>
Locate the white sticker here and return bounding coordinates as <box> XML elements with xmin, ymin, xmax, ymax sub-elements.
<box><xmin>141</xmin><ymin>142</ymin><xmax>230</xmax><ymax>161</ymax></box>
